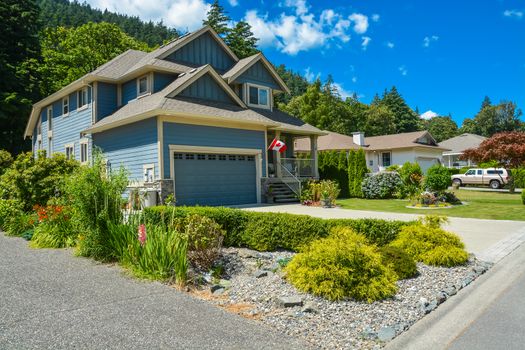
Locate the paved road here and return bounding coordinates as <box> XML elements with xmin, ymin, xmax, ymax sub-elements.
<box><xmin>386</xmin><ymin>241</ymin><xmax>525</xmax><ymax>350</ymax></box>
<box><xmin>0</xmin><ymin>234</ymin><xmax>306</xmax><ymax>350</ymax></box>
<box><xmin>243</xmin><ymin>204</ymin><xmax>525</xmax><ymax>260</ymax></box>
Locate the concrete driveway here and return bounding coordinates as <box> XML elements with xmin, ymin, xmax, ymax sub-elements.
<box><xmin>243</xmin><ymin>204</ymin><xmax>525</xmax><ymax>262</ymax></box>
<box><xmin>0</xmin><ymin>234</ymin><xmax>306</xmax><ymax>350</ymax></box>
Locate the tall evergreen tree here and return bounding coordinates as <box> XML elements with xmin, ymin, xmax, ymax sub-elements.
<box><xmin>380</xmin><ymin>86</ymin><xmax>420</xmax><ymax>133</ymax></box>
<box><xmin>225</xmin><ymin>21</ymin><xmax>258</xmax><ymax>58</ymax></box>
<box><xmin>273</xmin><ymin>64</ymin><xmax>310</xmax><ymax>105</ymax></box>
<box><xmin>422</xmin><ymin>115</ymin><xmax>459</xmax><ymax>142</ymax></box>
<box><xmin>363</xmin><ymin>104</ymin><xmax>396</xmax><ymax>136</ymax></box>
<box><xmin>0</xmin><ymin>0</ymin><xmax>41</xmax><ymax>153</ymax></box>
<box><xmin>202</xmin><ymin>0</ymin><xmax>230</xmax><ymax>36</ymax></box>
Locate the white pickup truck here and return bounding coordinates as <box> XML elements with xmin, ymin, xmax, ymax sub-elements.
<box><xmin>451</xmin><ymin>168</ymin><xmax>510</xmax><ymax>189</ymax></box>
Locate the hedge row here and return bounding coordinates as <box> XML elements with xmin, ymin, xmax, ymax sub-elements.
<box><xmin>144</xmin><ymin>206</ymin><xmax>412</xmax><ymax>251</ymax></box>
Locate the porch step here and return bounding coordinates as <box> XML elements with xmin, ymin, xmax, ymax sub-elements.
<box><xmin>269</xmin><ymin>181</ymin><xmax>299</xmax><ymax>204</ymax></box>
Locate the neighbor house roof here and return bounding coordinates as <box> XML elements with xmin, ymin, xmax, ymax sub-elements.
<box><xmin>295</xmin><ymin>130</ymin><xmax>450</xmax><ymax>152</ymax></box>
<box><xmin>439</xmin><ymin>133</ymin><xmax>486</xmax><ymax>155</ymax></box>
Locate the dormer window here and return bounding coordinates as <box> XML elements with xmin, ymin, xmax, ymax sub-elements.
<box><xmin>62</xmin><ymin>96</ymin><xmax>69</xmax><ymax>116</ymax></box>
<box><xmin>247</xmin><ymin>84</ymin><xmax>270</xmax><ymax>109</ymax></box>
<box><xmin>137</xmin><ymin>75</ymin><xmax>149</xmax><ymax>97</ymax></box>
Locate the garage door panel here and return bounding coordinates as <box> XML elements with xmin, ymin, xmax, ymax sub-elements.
<box><xmin>174</xmin><ymin>152</ymin><xmax>257</xmax><ymax>206</ymax></box>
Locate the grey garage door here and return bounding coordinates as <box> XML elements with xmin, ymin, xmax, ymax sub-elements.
<box><xmin>174</xmin><ymin>152</ymin><xmax>257</xmax><ymax>206</ymax></box>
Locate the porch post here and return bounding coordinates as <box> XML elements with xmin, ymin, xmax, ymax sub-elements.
<box><xmin>310</xmin><ymin>135</ymin><xmax>319</xmax><ymax>179</ymax></box>
<box><xmin>275</xmin><ymin>131</ymin><xmax>282</xmax><ymax>178</ymax></box>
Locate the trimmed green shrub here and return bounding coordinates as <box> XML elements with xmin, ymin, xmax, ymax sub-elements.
<box><xmin>349</xmin><ymin>149</ymin><xmax>369</xmax><ymax>198</ymax></box>
<box><xmin>513</xmin><ymin>168</ymin><xmax>525</xmax><ymax>189</ymax></box>
<box><xmin>361</xmin><ymin>172</ymin><xmax>403</xmax><ymax>199</ymax></box>
<box><xmin>521</xmin><ymin>189</ymin><xmax>525</xmax><ymax>205</ymax></box>
<box><xmin>424</xmin><ymin>165</ymin><xmax>451</xmax><ymax>192</ymax></box>
<box><xmin>285</xmin><ymin>227</ymin><xmax>398</xmax><ymax>302</ymax></box>
<box><xmin>390</xmin><ymin>222</ymin><xmax>468</xmax><ymax>267</ymax></box>
<box><xmin>144</xmin><ymin>206</ymin><xmax>413</xmax><ymax>251</ymax></box>
<box><xmin>66</xmin><ymin>153</ymin><xmax>128</xmax><ymax>261</ymax></box>
<box><xmin>378</xmin><ymin>246</ymin><xmax>418</xmax><ymax>279</ymax></box>
<box><xmin>398</xmin><ymin>162</ymin><xmax>423</xmax><ymax>198</ymax></box>
<box><xmin>319</xmin><ymin>151</ymin><xmax>349</xmax><ymax>198</ymax></box>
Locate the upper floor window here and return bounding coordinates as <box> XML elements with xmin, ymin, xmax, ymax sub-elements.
<box><xmin>78</xmin><ymin>87</ymin><xmax>88</xmax><ymax>109</ymax></box>
<box><xmin>47</xmin><ymin>106</ymin><xmax>53</xmax><ymax>131</ymax></box>
<box><xmin>137</xmin><ymin>75</ymin><xmax>149</xmax><ymax>97</ymax></box>
<box><xmin>247</xmin><ymin>84</ymin><xmax>270</xmax><ymax>109</ymax></box>
<box><xmin>62</xmin><ymin>96</ymin><xmax>69</xmax><ymax>116</ymax></box>
<box><xmin>37</xmin><ymin>117</ymin><xmax>42</xmax><ymax>136</ymax></box>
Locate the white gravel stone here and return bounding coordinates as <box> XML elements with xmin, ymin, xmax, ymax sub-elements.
<box><xmin>202</xmin><ymin>247</ymin><xmax>486</xmax><ymax>350</ymax></box>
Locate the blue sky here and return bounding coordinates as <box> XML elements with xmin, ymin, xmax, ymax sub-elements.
<box><xmin>85</xmin><ymin>0</ymin><xmax>525</xmax><ymax>125</ymax></box>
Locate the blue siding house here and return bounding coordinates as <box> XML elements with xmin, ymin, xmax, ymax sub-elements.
<box><xmin>25</xmin><ymin>26</ymin><xmax>324</xmax><ymax>206</ymax></box>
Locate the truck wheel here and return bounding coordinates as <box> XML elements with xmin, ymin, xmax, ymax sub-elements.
<box><xmin>452</xmin><ymin>179</ymin><xmax>462</xmax><ymax>187</ymax></box>
<box><xmin>490</xmin><ymin>180</ymin><xmax>500</xmax><ymax>189</ymax></box>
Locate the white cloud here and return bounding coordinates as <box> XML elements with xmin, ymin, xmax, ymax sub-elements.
<box><xmin>361</xmin><ymin>36</ymin><xmax>371</xmax><ymax>50</ymax></box>
<box><xmin>351</xmin><ymin>76</ymin><xmax>357</xmax><ymax>83</ymax></box>
<box><xmin>420</xmin><ymin>110</ymin><xmax>438</xmax><ymax>120</ymax></box>
<box><xmin>398</xmin><ymin>65</ymin><xmax>408</xmax><ymax>76</ymax></box>
<box><xmin>423</xmin><ymin>35</ymin><xmax>439</xmax><ymax>48</ymax></box>
<box><xmin>304</xmin><ymin>67</ymin><xmax>320</xmax><ymax>82</ymax></box>
<box><xmin>348</xmin><ymin>13</ymin><xmax>369</xmax><ymax>34</ymax></box>
<box><xmin>503</xmin><ymin>9</ymin><xmax>524</xmax><ymax>19</ymax></box>
<box><xmin>332</xmin><ymin>82</ymin><xmax>353</xmax><ymax>99</ymax></box>
<box><xmin>386</xmin><ymin>41</ymin><xmax>395</xmax><ymax>48</ymax></box>
<box><xmin>85</xmin><ymin>0</ymin><xmax>210</xmax><ymax>31</ymax></box>
<box><xmin>228</xmin><ymin>0</ymin><xmax>238</xmax><ymax>6</ymax></box>
<box><xmin>371</xmin><ymin>14</ymin><xmax>380</xmax><ymax>22</ymax></box>
<box><xmin>245</xmin><ymin>3</ymin><xmax>371</xmax><ymax>55</ymax></box>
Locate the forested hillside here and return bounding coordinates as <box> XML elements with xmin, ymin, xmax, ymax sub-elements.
<box><xmin>37</xmin><ymin>0</ymin><xmax>179</xmax><ymax>46</ymax></box>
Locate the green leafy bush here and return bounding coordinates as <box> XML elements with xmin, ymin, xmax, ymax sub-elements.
<box><xmin>398</xmin><ymin>162</ymin><xmax>423</xmax><ymax>198</ymax></box>
<box><xmin>285</xmin><ymin>227</ymin><xmax>398</xmax><ymax>302</ymax></box>
<box><xmin>361</xmin><ymin>172</ymin><xmax>403</xmax><ymax>199</ymax></box>
<box><xmin>513</xmin><ymin>168</ymin><xmax>525</xmax><ymax>189</ymax></box>
<box><xmin>0</xmin><ymin>152</ymin><xmax>78</xmax><ymax>211</ymax></box>
<box><xmin>144</xmin><ymin>206</ymin><xmax>412</xmax><ymax>251</ymax></box>
<box><xmin>66</xmin><ymin>153</ymin><xmax>128</xmax><ymax>261</ymax></box>
<box><xmin>424</xmin><ymin>165</ymin><xmax>451</xmax><ymax>192</ymax></box>
<box><xmin>318</xmin><ymin>151</ymin><xmax>349</xmax><ymax>198</ymax></box>
<box><xmin>348</xmin><ymin>149</ymin><xmax>369</xmax><ymax>198</ymax></box>
<box><xmin>3</xmin><ymin>211</ymin><xmax>37</xmax><ymax>237</ymax></box>
<box><xmin>521</xmin><ymin>189</ymin><xmax>525</xmax><ymax>205</ymax></box>
<box><xmin>173</xmin><ymin>214</ymin><xmax>225</xmax><ymax>269</ymax></box>
<box><xmin>0</xmin><ymin>150</ymin><xmax>13</xmax><ymax>175</ymax></box>
<box><xmin>378</xmin><ymin>246</ymin><xmax>418</xmax><ymax>279</ymax></box>
<box><xmin>0</xmin><ymin>199</ymin><xmax>24</xmax><ymax>229</ymax></box>
<box><xmin>390</xmin><ymin>219</ymin><xmax>468</xmax><ymax>267</ymax></box>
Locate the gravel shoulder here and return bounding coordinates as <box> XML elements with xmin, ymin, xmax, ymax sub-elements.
<box><xmin>0</xmin><ymin>233</ymin><xmax>308</xmax><ymax>350</ymax></box>
<box><xmin>194</xmin><ymin>247</ymin><xmax>491</xmax><ymax>350</ymax></box>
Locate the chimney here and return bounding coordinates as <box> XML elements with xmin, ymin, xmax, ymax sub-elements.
<box><xmin>352</xmin><ymin>131</ymin><xmax>365</xmax><ymax>146</ymax></box>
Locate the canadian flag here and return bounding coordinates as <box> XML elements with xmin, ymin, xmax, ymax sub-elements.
<box><xmin>268</xmin><ymin>138</ymin><xmax>287</xmax><ymax>153</ymax></box>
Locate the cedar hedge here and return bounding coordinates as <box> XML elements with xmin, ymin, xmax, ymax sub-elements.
<box><xmin>144</xmin><ymin>206</ymin><xmax>412</xmax><ymax>251</ymax></box>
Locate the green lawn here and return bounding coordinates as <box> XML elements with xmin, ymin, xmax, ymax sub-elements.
<box><xmin>337</xmin><ymin>190</ymin><xmax>525</xmax><ymax>221</ymax></box>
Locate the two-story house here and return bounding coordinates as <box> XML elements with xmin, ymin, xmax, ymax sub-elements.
<box><xmin>24</xmin><ymin>26</ymin><xmax>324</xmax><ymax>206</ymax></box>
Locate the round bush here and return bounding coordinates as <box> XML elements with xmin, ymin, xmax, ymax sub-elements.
<box><xmin>390</xmin><ymin>224</ymin><xmax>468</xmax><ymax>267</ymax></box>
<box><xmin>521</xmin><ymin>189</ymin><xmax>525</xmax><ymax>205</ymax></box>
<box><xmin>424</xmin><ymin>165</ymin><xmax>451</xmax><ymax>192</ymax></box>
<box><xmin>361</xmin><ymin>172</ymin><xmax>403</xmax><ymax>199</ymax></box>
<box><xmin>379</xmin><ymin>246</ymin><xmax>418</xmax><ymax>279</ymax></box>
<box><xmin>284</xmin><ymin>227</ymin><xmax>397</xmax><ymax>302</ymax></box>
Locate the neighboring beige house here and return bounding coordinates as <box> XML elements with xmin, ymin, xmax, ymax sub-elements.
<box><xmin>295</xmin><ymin>130</ymin><xmax>449</xmax><ymax>173</ymax></box>
<box><xmin>439</xmin><ymin>133</ymin><xmax>486</xmax><ymax>168</ymax></box>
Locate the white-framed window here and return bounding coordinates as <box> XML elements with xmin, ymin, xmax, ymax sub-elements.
<box><xmin>62</xmin><ymin>96</ymin><xmax>69</xmax><ymax>116</ymax></box>
<box><xmin>65</xmin><ymin>144</ymin><xmax>75</xmax><ymax>160</ymax></box>
<box><xmin>137</xmin><ymin>75</ymin><xmax>149</xmax><ymax>97</ymax></box>
<box><xmin>246</xmin><ymin>83</ymin><xmax>270</xmax><ymax>109</ymax></box>
<box><xmin>78</xmin><ymin>87</ymin><xmax>89</xmax><ymax>110</ymax></box>
<box><xmin>37</xmin><ymin>117</ymin><xmax>42</xmax><ymax>136</ymax></box>
<box><xmin>143</xmin><ymin>164</ymin><xmax>155</xmax><ymax>183</ymax></box>
<box><xmin>80</xmin><ymin>139</ymin><xmax>89</xmax><ymax>164</ymax></box>
<box><xmin>47</xmin><ymin>106</ymin><xmax>53</xmax><ymax>131</ymax></box>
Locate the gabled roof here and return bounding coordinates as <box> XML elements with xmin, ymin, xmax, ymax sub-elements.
<box><xmin>440</xmin><ymin>133</ymin><xmax>486</xmax><ymax>155</ymax></box>
<box><xmin>295</xmin><ymin>130</ymin><xmax>450</xmax><ymax>152</ymax></box>
<box><xmin>222</xmin><ymin>53</ymin><xmax>290</xmax><ymax>93</ymax></box>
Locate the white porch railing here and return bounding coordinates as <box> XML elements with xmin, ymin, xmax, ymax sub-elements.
<box><xmin>276</xmin><ymin>161</ymin><xmax>302</xmax><ymax>198</ymax></box>
<box><xmin>280</xmin><ymin>158</ymin><xmax>315</xmax><ymax>178</ymax></box>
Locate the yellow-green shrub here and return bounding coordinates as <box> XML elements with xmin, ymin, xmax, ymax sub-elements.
<box><xmin>378</xmin><ymin>246</ymin><xmax>418</xmax><ymax>279</ymax></box>
<box><xmin>284</xmin><ymin>227</ymin><xmax>397</xmax><ymax>302</ymax></box>
<box><xmin>390</xmin><ymin>223</ymin><xmax>468</xmax><ymax>267</ymax></box>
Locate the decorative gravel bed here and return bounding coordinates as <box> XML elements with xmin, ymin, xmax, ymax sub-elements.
<box><xmin>194</xmin><ymin>247</ymin><xmax>491</xmax><ymax>350</ymax></box>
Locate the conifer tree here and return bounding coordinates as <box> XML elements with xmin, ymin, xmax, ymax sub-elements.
<box><xmin>380</xmin><ymin>86</ymin><xmax>420</xmax><ymax>133</ymax></box>
<box><xmin>202</xmin><ymin>0</ymin><xmax>230</xmax><ymax>36</ymax></box>
<box><xmin>347</xmin><ymin>150</ymin><xmax>356</xmax><ymax>197</ymax></box>
<box><xmin>225</xmin><ymin>20</ymin><xmax>258</xmax><ymax>58</ymax></box>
